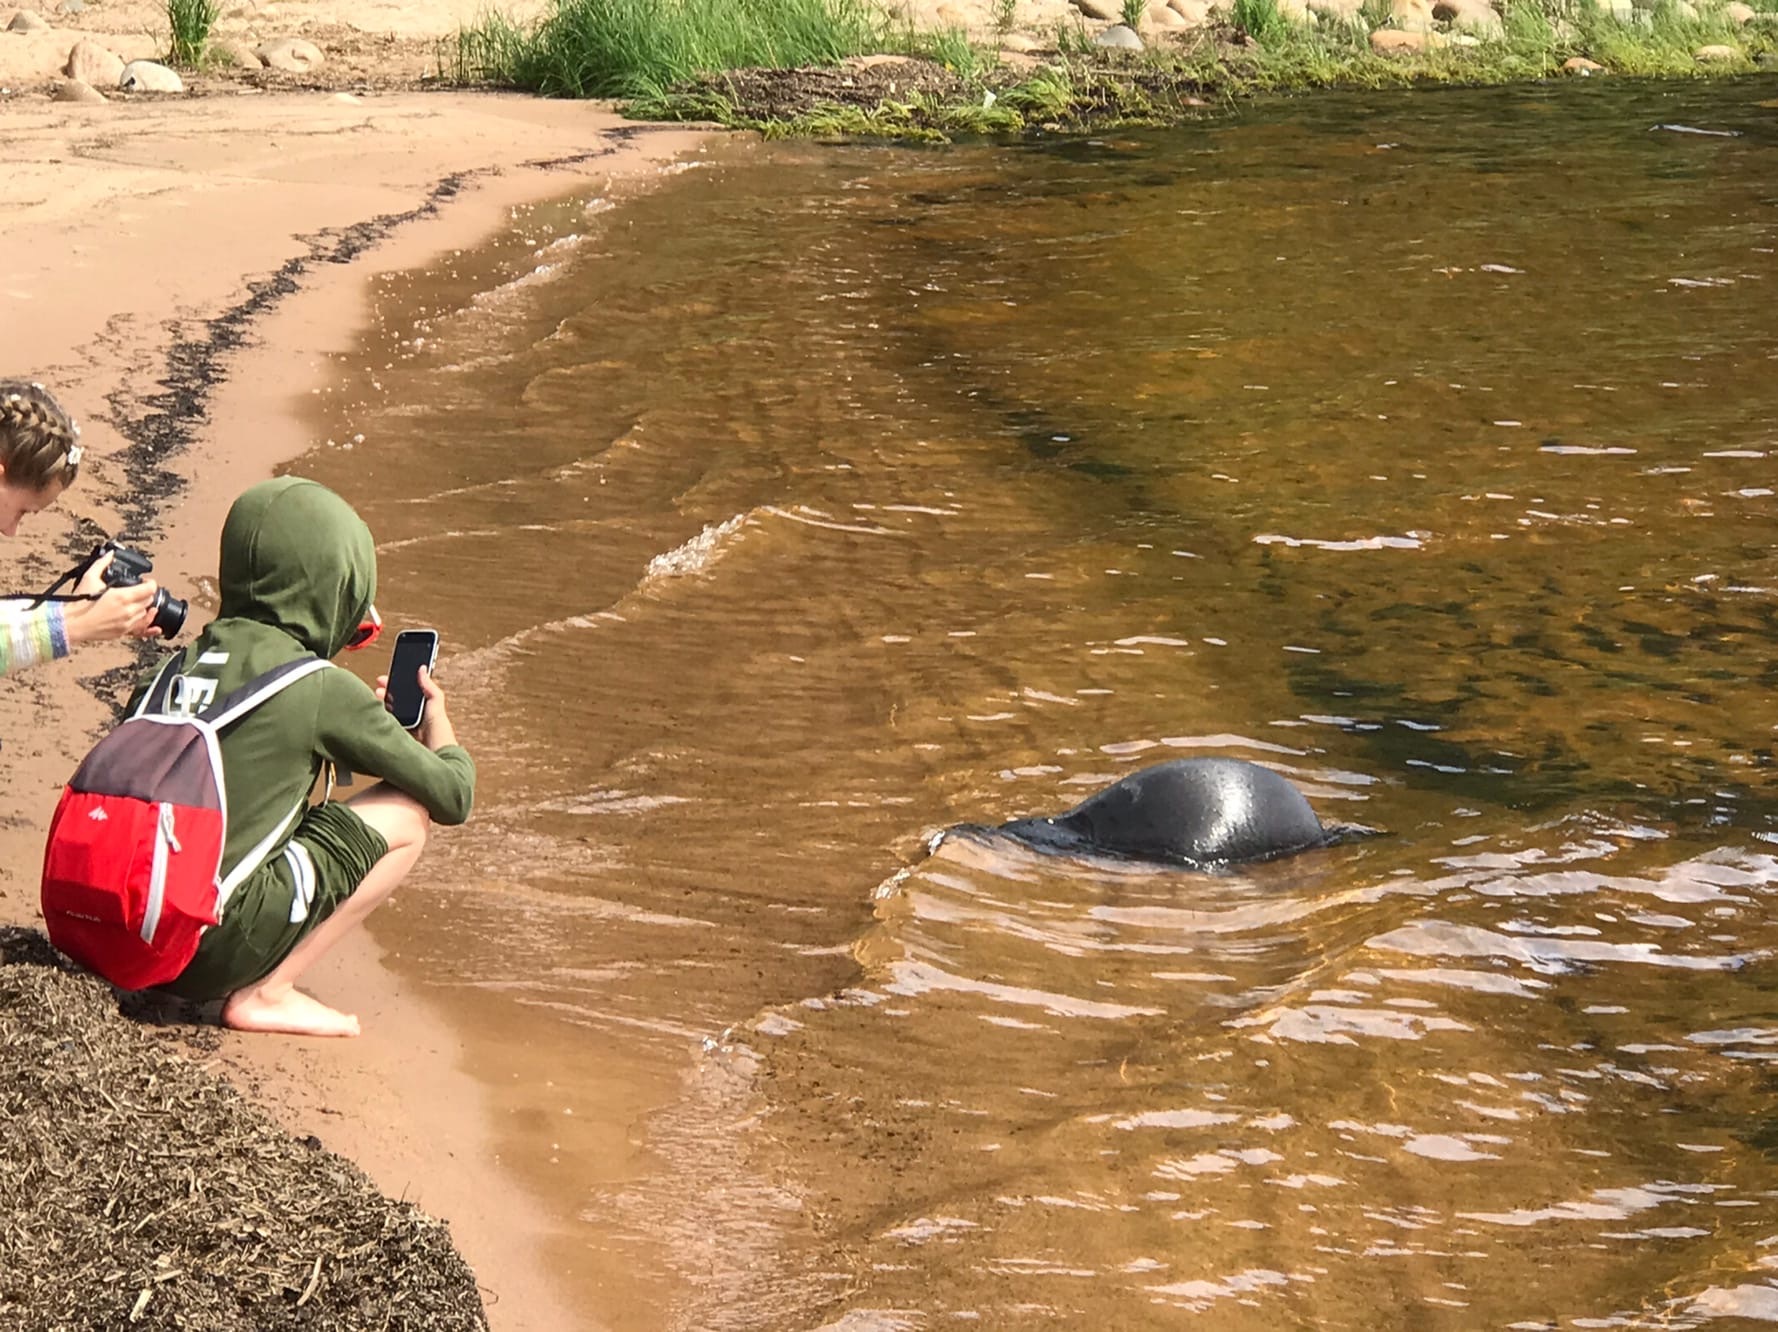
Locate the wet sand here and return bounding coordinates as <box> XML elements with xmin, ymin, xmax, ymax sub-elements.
<box><xmin>0</xmin><ymin>91</ymin><xmax>708</xmax><ymax>1331</ymax></box>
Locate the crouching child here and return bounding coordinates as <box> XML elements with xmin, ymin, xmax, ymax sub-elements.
<box><xmin>42</xmin><ymin>477</ymin><xmax>474</xmax><ymax>1037</ymax></box>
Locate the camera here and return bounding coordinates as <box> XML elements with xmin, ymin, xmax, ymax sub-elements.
<box><xmin>95</xmin><ymin>542</ymin><xmax>188</xmax><ymax>638</ymax></box>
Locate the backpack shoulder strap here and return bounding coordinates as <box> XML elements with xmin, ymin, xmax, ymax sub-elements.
<box><xmin>132</xmin><ymin>654</ymin><xmax>187</xmax><ymax>719</ymax></box>
<box><xmin>200</xmin><ymin>658</ymin><xmax>334</xmax><ymax>730</ymax></box>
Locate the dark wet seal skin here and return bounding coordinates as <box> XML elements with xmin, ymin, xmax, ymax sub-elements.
<box><xmin>956</xmin><ymin>757</ymin><xmax>1377</xmax><ymax>871</ymax></box>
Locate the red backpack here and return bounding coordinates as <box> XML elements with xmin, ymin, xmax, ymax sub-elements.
<box><xmin>40</xmin><ymin>656</ymin><xmax>332</xmax><ymax>990</ymax></box>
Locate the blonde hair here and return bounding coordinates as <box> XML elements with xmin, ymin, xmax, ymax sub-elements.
<box><xmin>0</xmin><ymin>380</ymin><xmax>82</xmax><ymax>491</ymax></box>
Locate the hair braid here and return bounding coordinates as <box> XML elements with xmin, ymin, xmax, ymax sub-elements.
<box><xmin>0</xmin><ymin>380</ymin><xmax>82</xmax><ymax>490</ymax></box>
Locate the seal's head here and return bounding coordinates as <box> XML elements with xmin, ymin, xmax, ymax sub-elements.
<box><xmin>998</xmin><ymin>757</ymin><xmax>1341</xmax><ymax>869</ymax></box>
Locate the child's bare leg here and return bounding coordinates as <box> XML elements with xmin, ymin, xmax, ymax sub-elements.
<box><xmin>221</xmin><ymin>785</ymin><xmax>430</xmax><ymax>1038</ymax></box>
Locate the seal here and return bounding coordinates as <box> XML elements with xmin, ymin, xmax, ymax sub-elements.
<box><xmin>980</xmin><ymin>757</ymin><xmax>1356</xmax><ymax>869</ymax></box>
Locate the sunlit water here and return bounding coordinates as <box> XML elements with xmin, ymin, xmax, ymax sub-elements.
<box><xmin>295</xmin><ymin>79</ymin><xmax>1778</xmax><ymax>1328</ymax></box>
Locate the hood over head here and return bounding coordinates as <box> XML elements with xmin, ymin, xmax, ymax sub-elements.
<box><xmin>217</xmin><ymin>477</ymin><xmax>376</xmax><ymax>658</ymax></box>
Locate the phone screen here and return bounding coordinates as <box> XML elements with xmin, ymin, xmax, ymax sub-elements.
<box><xmin>386</xmin><ymin>629</ymin><xmax>439</xmax><ymax>731</ymax></box>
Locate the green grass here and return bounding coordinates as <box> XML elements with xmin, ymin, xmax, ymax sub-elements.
<box><xmin>165</xmin><ymin>0</ymin><xmax>220</xmax><ymax>66</ymax></box>
<box><xmin>451</xmin><ymin>0</ymin><xmax>1778</xmax><ymax>136</ymax></box>
<box><xmin>451</xmin><ymin>0</ymin><xmax>886</xmax><ymax>99</ymax></box>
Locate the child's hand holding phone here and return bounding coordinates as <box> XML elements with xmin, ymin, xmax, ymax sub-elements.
<box><xmin>375</xmin><ymin>628</ymin><xmax>457</xmax><ymax>751</ymax></box>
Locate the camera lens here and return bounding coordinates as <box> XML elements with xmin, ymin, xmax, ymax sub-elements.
<box><xmin>149</xmin><ymin>588</ymin><xmax>188</xmax><ymax>638</ymax></box>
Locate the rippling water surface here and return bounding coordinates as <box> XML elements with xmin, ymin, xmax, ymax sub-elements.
<box><xmin>298</xmin><ymin>79</ymin><xmax>1778</xmax><ymax>1328</ymax></box>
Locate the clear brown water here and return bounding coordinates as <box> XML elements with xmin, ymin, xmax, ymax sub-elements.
<box><xmin>298</xmin><ymin>79</ymin><xmax>1778</xmax><ymax>1329</ymax></box>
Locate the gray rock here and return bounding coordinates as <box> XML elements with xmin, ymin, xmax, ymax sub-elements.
<box><xmin>56</xmin><ymin>0</ymin><xmax>86</xmax><ymax>14</ymax></box>
<box><xmin>1075</xmin><ymin>0</ymin><xmax>1121</xmax><ymax>17</ymax></box>
<box><xmin>117</xmin><ymin>59</ymin><xmax>184</xmax><ymax>92</ymax></box>
<box><xmin>1093</xmin><ymin>20</ymin><xmax>1143</xmax><ymax>45</ymax></box>
<box><xmin>64</xmin><ymin>38</ymin><xmax>123</xmax><ymax>87</ymax></box>
<box><xmin>6</xmin><ymin>8</ymin><xmax>51</xmax><ymax>30</ymax></box>
<box><xmin>52</xmin><ymin>76</ymin><xmax>106</xmax><ymax>102</ymax></box>
<box><xmin>254</xmin><ymin>36</ymin><xmax>324</xmax><ymax>71</ymax></box>
<box><xmin>1692</xmin><ymin>42</ymin><xmax>1740</xmax><ymax>59</ymax></box>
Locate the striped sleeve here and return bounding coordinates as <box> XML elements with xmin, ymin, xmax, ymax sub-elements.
<box><xmin>0</xmin><ymin>599</ymin><xmax>70</xmax><ymax>677</ymax></box>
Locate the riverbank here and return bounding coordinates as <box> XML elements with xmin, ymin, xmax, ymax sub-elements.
<box><xmin>0</xmin><ymin>92</ymin><xmax>707</xmax><ymax>1329</ymax></box>
<box><xmin>445</xmin><ymin>0</ymin><xmax>1778</xmax><ymax>140</ymax></box>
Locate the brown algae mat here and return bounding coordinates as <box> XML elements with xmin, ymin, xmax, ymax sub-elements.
<box><xmin>0</xmin><ymin>927</ymin><xmax>488</xmax><ymax>1331</ymax></box>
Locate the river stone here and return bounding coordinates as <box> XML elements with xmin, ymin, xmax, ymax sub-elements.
<box><xmin>211</xmin><ymin>37</ymin><xmax>262</xmax><ymax>67</ymax></box>
<box><xmin>1671</xmin><ymin>0</ymin><xmax>1699</xmax><ymax>15</ymax></box>
<box><xmin>1075</xmin><ymin>0</ymin><xmax>1120</xmax><ymax>17</ymax></box>
<box><xmin>64</xmin><ymin>38</ymin><xmax>123</xmax><ymax>86</ymax></box>
<box><xmin>1693</xmin><ymin>42</ymin><xmax>1740</xmax><ymax>58</ymax></box>
<box><xmin>1562</xmin><ymin>54</ymin><xmax>1604</xmax><ymax>71</ymax></box>
<box><xmin>1094</xmin><ymin>20</ymin><xmax>1143</xmax><ymax>44</ymax></box>
<box><xmin>1434</xmin><ymin>0</ymin><xmax>1502</xmax><ymax>33</ymax></box>
<box><xmin>1146</xmin><ymin>3</ymin><xmax>1188</xmax><ymax>26</ymax></box>
<box><xmin>1391</xmin><ymin>0</ymin><xmax>1437</xmax><ymax>28</ymax></box>
<box><xmin>1371</xmin><ymin>25</ymin><xmax>1446</xmax><ymax>49</ymax></box>
<box><xmin>117</xmin><ymin>59</ymin><xmax>183</xmax><ymax>91</ymax></box>
<box><xmin>1592</xmin><ymin>0</ymin><xmax>1633</xmax><ymax>18</ymax></box>
<box><xmin>7</xmin><ymin>8</ymin><xmax>50</xmax><ymax>29</ymax></box>
<box><xmin>999</xmin><ymin>30</ymin><xmax>1042</xmax><ymax>49</ymax></box>
<box><xmin>255</xmin><ymin>36</ymin><xmax>324</xmax><ymax>72</ymax></box>
<box><xmin>1724</xmin><ymin>0</ymin><xmax>1753</xmax><ymax>20</ymax></box>
<box><xmin>1168</xmin><ymin>0</ymin><xmax>1214</xmax><ymax>22</ymax></box>
<box><xmin>52</xmin><ymin>76</ymin><xmax>105</xmax><ymax>102</ymax></box>
<box><xmin>56</xmin><ymin>0</ymin><xmax>84</xmax><ymax>13</ymax></box>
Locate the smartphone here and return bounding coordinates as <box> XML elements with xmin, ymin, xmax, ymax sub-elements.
<box><xmin>385</xmin><ymin>629</ymin><xmax>439</xmax><ymax>731</ymax></box>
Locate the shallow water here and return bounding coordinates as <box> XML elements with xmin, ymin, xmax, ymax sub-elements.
<box><xmin>299</xmin><ymin>78</ymin><xmax>1778</xmax><ymax>1328</ymax></box>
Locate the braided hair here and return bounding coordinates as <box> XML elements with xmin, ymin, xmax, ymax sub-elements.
<box><xmin>0</xmin><ymin>381</ymin><xmax>82</xmax><ymax>492</ymax></box>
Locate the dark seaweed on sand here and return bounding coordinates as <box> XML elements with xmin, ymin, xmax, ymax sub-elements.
<box><xmin>0</xmin><ymin>928</ymin><xmax>488</xmax><ymax>1331</ymax></box>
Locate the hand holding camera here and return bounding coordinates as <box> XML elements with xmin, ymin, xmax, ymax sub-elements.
<box><xmin>64</xmin><ymin>544</ymin><xmax>187</xmax><ymax>643</ymax></box>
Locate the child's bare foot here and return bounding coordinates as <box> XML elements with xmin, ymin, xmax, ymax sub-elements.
<box><xmin>221</xmin><ymin>985</ymin><xmax>361</xmax><ymax>1038</ymax></box>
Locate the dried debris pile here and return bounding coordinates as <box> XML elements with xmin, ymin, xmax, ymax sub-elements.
<box><xmin>0</xmin><ymin>927</ymin><xmax>487</xmax><ymax>1331</ymax></box>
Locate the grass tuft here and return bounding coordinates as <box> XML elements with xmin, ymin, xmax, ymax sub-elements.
<box><xmin>165</xmin><ymin>0</ymin><xmax>220</xmax><ymax>66</ymax></box>
<box><xmin>452</xmin><ymin>0</ymin><xmax>886</xmax><ymax>99</ymax></box>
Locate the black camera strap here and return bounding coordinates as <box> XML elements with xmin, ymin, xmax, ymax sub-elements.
<box><xmin>6</xmin><ymin>546</ymin><xmax>111</xmax><ymax>609</ymax></box>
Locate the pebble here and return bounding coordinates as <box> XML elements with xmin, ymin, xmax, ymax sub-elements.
<box><xmin>1723</xmin><ymin>0</ymin><xmax>1753</xmax><ymax>19</ymax></box>
<box><xmin>1693</xmin><ymin>42</ymin><xmax>1740</xmax><ymax>60</ymax></box>
<box><xmin>1074</xmin><ymin>0</ymin><xmax>1121</xmax><ymax>18</ymax></box>
<box><xmin>52</xmin><ymin>76</ymin><xmax>105</xmax><ymax>102</ymax></box>
<box><xmin>1146</xmin><ymin>3</ymin><xmax>1188</xmax><ymax>27</ymax></box>
<box><xmin>64</xmin><ymin>38</ymin><xmax>124</xmax><ymax>87</ymax></box>
<box><xmin>998</xmin><ymin>31</ymin><xmax>1042</xmax><ymax>50</ymax></box>
<box><xmin>6</xmin><ymin>8</ymin><xmax>50</xmax><ymax>30</ymax></box>
<box><xmin>56</xmin><ymin>0</ymin><xmax>84</xmax><ymax>13</ymax></box>
<box><xmin>1093</xmin><ymin>20</ymin><xmax>1143</xmax><ymax>46</ymax></box>
<box><xmin>118</xmin><ymin>59</ymin><xmax>184</xmax><ymax>92</ymax></box>
<box><xmin>1562</xmin><ymin>55</ymin><xmax>1604</xmax><ymax>72</ymax></box>
<box><xmin>255</xmin><ymin>37</ymin><xmax>325</xmax><ymax>72</ymax></box>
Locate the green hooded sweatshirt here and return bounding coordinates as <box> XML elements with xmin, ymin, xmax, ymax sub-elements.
<box><xmin>126</xmin><ymin>478</ymin><xmax>474</xmax><ymax>886</ymax></box>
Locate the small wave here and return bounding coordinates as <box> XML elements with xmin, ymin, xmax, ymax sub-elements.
<box><xmin>762</xmin><ymin>504</ymin><xmax>903</xmax><ymax>537</ymax></box>
<box><xmin>643</xmin><ymin>512</ymin><xmax>751</xmax><ymax>583</ymax></box>
<box><xmin>1253</xmin><ymin>532</ymin><xmax>1426</xmax><ymax>551</ymax></box>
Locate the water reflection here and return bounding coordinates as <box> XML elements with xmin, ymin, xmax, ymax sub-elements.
<box><xmin>299</xmin><ymin>76</ymin><xmax>1778</xmax><ymax>1329</ymax></box>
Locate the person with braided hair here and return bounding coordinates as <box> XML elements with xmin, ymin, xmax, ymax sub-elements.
<box><xmin>0</xmin><ymin>380</ymin><xmax>162</xmax><ymax>674</ymax></box>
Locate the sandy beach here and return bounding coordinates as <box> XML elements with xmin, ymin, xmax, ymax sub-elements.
<box><xmin>0</xmin><ymin>88</ymin><xmax>708</xmax><ymax>1329</ymax></box>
